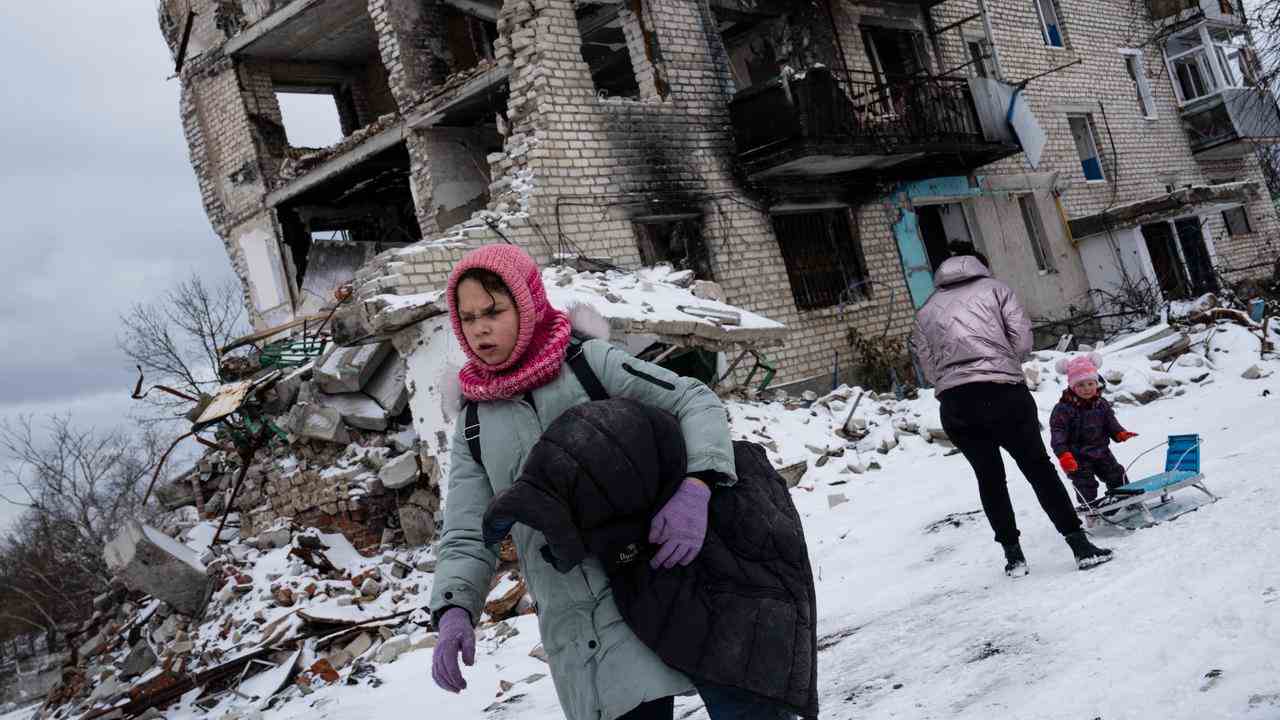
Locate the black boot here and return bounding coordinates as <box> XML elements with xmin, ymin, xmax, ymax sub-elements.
<box><xmin>1002</xmin><ymin>542</ymin><xmax>1029</xmax><ymax>577</ymax></box>
<box><xmin>1065</xmin><ymin>531</ymin><xmax>1114</xmax><ymax>570</ymax></box>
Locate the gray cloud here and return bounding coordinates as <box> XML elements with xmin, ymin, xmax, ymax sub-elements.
<box><xmin>0</xmin><ymin>3</ymin><xmax>235</xmax><ymax>411</ymax></box>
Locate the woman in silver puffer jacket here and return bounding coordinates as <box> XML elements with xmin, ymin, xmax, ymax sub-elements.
<box><xmin>910</xmin><ymin>245</ymin><xmax>1114</xmax><ymax>576</ymax></box>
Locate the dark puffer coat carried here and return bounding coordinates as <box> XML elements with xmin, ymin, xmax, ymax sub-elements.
<box><xmin>1049</xmin><ymin>389</ymin><xmax>1128</xmax><ymax>462</ymax></box>
<box><xmin>482</xmin><ymin>399</ymin><xmax>819</xmax><ymax>719</ymax></box>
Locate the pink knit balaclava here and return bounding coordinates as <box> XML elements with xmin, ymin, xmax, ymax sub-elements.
<box><xmin>446</xmin><ymin>244</ymin><xmax>572</xmax><ymax>402</ymax></box>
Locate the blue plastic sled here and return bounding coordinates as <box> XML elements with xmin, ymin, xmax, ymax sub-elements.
<box><xmin>1078</xmin><ymin>434</ymin><xmax>1219</xmax><ymax>526</ymax></box>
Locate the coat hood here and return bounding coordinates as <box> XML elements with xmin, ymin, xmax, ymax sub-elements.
<box><xmin>439</xmin><ymin>302</ymin><xmax>611</xmax><ymax>421</ymax></box>
<box><xmin>934</xmin><ymin>256</ymin><xmax>992</xmax><ymax>287</ymax></box>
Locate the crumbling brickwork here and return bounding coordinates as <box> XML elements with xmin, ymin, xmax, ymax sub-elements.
<box><xmin>164</xmin><ymin>0</ymin><xmax>1280</xmax><ymax>391</ymax></box>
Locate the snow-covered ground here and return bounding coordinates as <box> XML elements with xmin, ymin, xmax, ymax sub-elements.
<box><xmin>22</xmin><ymin>323</ymin><xmax>1280</xmax><ymax>720</ymax></box>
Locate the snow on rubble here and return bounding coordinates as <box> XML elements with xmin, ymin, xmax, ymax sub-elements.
<box><xmin>28</xmin><ymin>322</ymin><xmax>1280</xmax><ymax>720</ymax></box>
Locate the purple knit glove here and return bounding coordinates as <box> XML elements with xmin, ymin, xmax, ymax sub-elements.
<box><xmin>649</xmin><ymin>478</ymin><xmax>712</xmax><ymax>569</ymax></box>
<box><xmin>431</xmin><ymin>607</ymin><xmax>475</xmax><ymax>693</ymax></box>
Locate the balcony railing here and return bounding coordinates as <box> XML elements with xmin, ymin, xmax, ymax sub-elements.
<box><xmin>729</xmin><ymin>67</ymin><xmax>1019</xmax><ymax>182</ymax></box>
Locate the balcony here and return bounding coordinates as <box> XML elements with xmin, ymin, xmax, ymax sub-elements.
<box><xmin>1182</xmin><ymin>88</ymin><xmax>1280</xmax><ymax>159</ymax></box>
<box><xmin>728</xmin><ymin>67</ymin><xmax>1021</xmax><ymax>184</ymax></box>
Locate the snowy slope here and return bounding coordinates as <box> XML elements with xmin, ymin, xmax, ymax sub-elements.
<box><xmin>53</xmin><ymin>323</ymin><xmax>1279</xmax><ymax>720</ymax></box>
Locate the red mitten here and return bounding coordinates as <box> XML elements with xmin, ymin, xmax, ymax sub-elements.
<box><xmin>1114</xmin><ymin>432</ymin><xmax>1139</xmax><ymax>443</ymax></box>
<box><xmin>1058</xmin><ymin>452</ymin><xmax>1079</xmax><ymax>473</ymax></box>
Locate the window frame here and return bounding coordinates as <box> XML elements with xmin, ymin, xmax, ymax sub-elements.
<box><xmin>1221</xmin><ymin>205</ymin><xmax>1253</xmax><ymax>235</ymax></box>
<box><xmin>769</xmin><ymin>207</ymin><xmax>872</xmax><ymax>311</ymax></box>
<box><xmin>1032</xmin><ymin>0</ymin><xmax>1066</xmax><ymax>49</ymax></box>
<box><xmin>1017</xmin><ymin>193</ymin><xmax>1056</xmax><ymax>273</ymax></box>
<box><xmin>1120</xmin><ymin>49</ymin><xmax>1158</xmax><ymax>120</ymax></box>
<box><xmin>1162</xmin><ymin>23</ymin><xmax>1252</xmax><ymax>106</ymax></box>
<box><xmin>1067</xmin><ymin>113</ymin><xmax>1107</xmax><ymax>183</ymax></box>
<box><xmin>966</xmin><ymin>38</ymin><xmax>992</xmax><ymax>78</ymax></box>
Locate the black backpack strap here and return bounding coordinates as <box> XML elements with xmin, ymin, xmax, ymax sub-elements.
<box><xmin>463</xmin><ymin>401</ymin><xmax>483</xmax><ymax>468</ymax></box>
<box><xmin>462</xmin><ymin>339</ymin><xmax>604</xmax><ymax>471</ymax></box>
<box><xmin>566</xmin><ymin>337</ymin><xmax>609</xmax><ymax>402</ymax></box>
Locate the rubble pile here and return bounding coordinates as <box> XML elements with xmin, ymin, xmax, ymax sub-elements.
<box><xmin>39</xmin><ymin>519</ymin><xmax>539</xmax><ymax>720</ymax></box>
<box><xmin>153</xmin><ymin>337</ymin><xmax>433</xmax><ymax>553</ymax></box>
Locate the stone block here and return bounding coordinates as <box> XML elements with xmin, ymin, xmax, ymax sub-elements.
<box><xmin>120</xmin><ymin>641</ymin><xmax>157</xmax><ymax>680</ymax></box>
<box><xmin>315</xmin><ymin>342</ymin><xmax>392</xmax><ymax>394</ymax></box>
<box><xmin>365</xmin><ymin>353</ymin><xmax>409</xmax><ymax>416</ymax></box>
<box><xmin>265</xmin><ymin>365</ymin><xmax>310</xmax><ymax>414</ymax></box>
<box><xmin>379</xmin><ymin>451</ymin><xmax>420</xmax><ymax>490</ymax></box>
<box><xmin>376</xmin><ymin>635</ymin><xmax>411</xmax><ymax>663</ymax></box>
<box><xmin>104</xmin><ymin>522</ymin><xmax>212</xmax><ymax>617</ymax></box>
<box><xmin>315</xmin><ymin>392</ymin><xmax>389</xmax><ymax>431</ymax></box>
<box><xmin>400</xmin><ymin>487</ymin><xmax>439</xmax><ymax>546</ymax></box>
<box><xmin>287</xmin><ymin>404</ymin><xmax>350</xmax><ymax>444</ymax></box>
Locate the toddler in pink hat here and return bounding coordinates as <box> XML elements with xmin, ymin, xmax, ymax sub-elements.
<box><xmin>1049</xmin><ymin>352</ymin><xmax>1139</xmax><ymax>507</ymax></box>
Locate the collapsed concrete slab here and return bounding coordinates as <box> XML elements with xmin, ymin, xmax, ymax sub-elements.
<box><xmin>399</xmin><ymin>487</ymin><xmax>440</xmax><ymax>546</ymax></box>
<box><xmin>315</xmin><ymin>342</ymin><xmax>391</xmax><ymax>394</ymax></box>
<box><xmin>104</xmin><ymin>521</ymin><xmax>212</xmax><ymax>617</ymax></box>
<box><xmin>286</xmin><ymin>403</ymin><xmax>351</xmax><ymax>444</ymax></box>
<box><xmin>379</xmin><ymin>451</ymin><xmax>419</xmax><ymax>490</ymax></box>
<box><xmin>314</xmin><ymin>391</ymin><xmax>389</xmax><ymax>431</ymax></box>
<box><xmin>332</xmin><ymin>292</ymin><xmax>447</xmax><ymax>346</ymax></box>
<box><xmin>365</xmin><ymin>353</ymin><xmax>409</xmax><ymax>416</ymax></box>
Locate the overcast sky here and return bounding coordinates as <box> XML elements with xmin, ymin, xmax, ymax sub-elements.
<box><xmin>0</xmin><ymin>4</ymin><xmax>338</xmax><ymax>533</ymax></box>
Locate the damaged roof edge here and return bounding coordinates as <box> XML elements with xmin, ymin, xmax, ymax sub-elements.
<box><xmin>265</xmin><ymin>120</ymin><xmax>407</xmax><ymax>207</ymax></box>
<box><xmin>223</xmin><ymin>0</ymin><xmax>327</xmax><ymax>57</ymax></box>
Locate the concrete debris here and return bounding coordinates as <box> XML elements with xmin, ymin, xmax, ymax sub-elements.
<box><xmin>315</xmin><ymin>391</ymin><xmax>389</xmax><ymax>431</ymax></box>
<box><xmin>1242</xmin><ymin>364</ymin><xmax>1270</xmax><ymax>379</ymax></box>
<box><xmin>360</xmin><ymin>577</ymin><xmax>383</xmax><ymax>597</ymax></box>
<box><xmin>365</xmin><ymin>354</ymin><xmax>410</xmax><ymax>416</ymax></box>
<box><xmin>376</xmin><ymin>635</ymin><xmax>411</xmax><ymax>664</ymax></box>
<box><xmin>344</xmin><ymin>632</ymin><xmax>374</xmax><ymax>660</ymax></box>
<box><xmin>1176</xmin><ymin>354</ymin><xmax>1207</xmax><ymax>368</ymax></box>
<box><xmin>484</xmin><ymin>575</ymin><xmax>528</xmax><ymax>622</ymax></box>
<box><xmin>828</xmin><ymin>494</ymin><xmax>849</xmax><ymax>509</ymax></box>
<box><xmin>315</xmin><ymin>342</ymin><xmax>392</xmax><ymax>395</ymax></box>
<box><xmin>286</xmin><ymin>403</ymin><xmax>350</xmax><ymax>444</ymax></box>
<box><xmin>119</xmin><ymin>641</ymin><xmax>157</xmax><ymax>680</ymax></box>
<box><xmin>104</xmin><ymin>521</ymin><xmax>212</xmax><ymax>617</ymax></box>
<box><xmin>775</xmin><ymin>460</ymin><xmax>808</xmax><ymax>489</ymax></box>
<box><xmin>691</xmin><ymin>280</ymin><xmax>726</xmax><ymax>303</ymax></box>
<box><xmin>332</xmin><ymin>292</ymin><xmax>447</xmax><ymax>345</ymax></box>
<box><xmin>379</xmin><ymin>451</ymin><xmax>420</xmax><ymax>490</ymax></box>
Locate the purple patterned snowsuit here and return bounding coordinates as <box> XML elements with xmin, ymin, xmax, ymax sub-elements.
<box><xmin>1049</xmin><ymin>389</ymin><xmax>1130</xmax><ymax>503</ymax></box>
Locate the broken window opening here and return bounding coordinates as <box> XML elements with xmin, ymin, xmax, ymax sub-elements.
<box><xmin>1017</xmin><ymin>194</ymin><xmax>1056</xmax><ymax>272</ymax></box>
<box><xmin>445</xmin><ymin>7</ymin><xmax>499</xmax><ymax>76</ymax></box>
<box><xmin>575</xmin><ymin>0</ymin><xmax>665</xmax><ymax>100</ymax></box>
<box><xmin>1222</xmin><ymin>205</ymin><xmax>1252</xmax><ymax>235</ymax></box>
<box><xmin>633</xmin><ymin>218</ymin><xmax>714</xmax><ymax>280</ymax></box>
<box><xmin>1140</xmin><ymin>218</ymin><xmax>1218</xmax><ymax>300</ymax></box>
<box><xmin>276</xmin><ymin>143</ymin><xmax>420</xmax><ymax>313</ymax></box>
<box><xmin>770</xmin><ymin>208</ymin><xmax>871</xmax><ymax>311</ymax></box>
<box><xmin>720</xmin><ymin>15</ymin><xmax>783</xmax><ymax>90</ymax></box>
<box><xmin>275</xmin><ymin>90</ymin><xmax>347</xmax><ymax>149</ymax></box>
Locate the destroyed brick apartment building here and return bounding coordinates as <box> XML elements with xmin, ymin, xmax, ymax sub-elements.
<box><xmin>160</xmin><ymin>0</ymin><xmax>1280</xmax><ymax>384</ymax></box>
<box><xmin>141</xmin><ymin>0</ymin><xmax>1280</xmax><ymax>567</ymax></box>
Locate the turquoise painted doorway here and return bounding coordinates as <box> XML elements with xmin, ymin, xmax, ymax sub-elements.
<box><xmin>893</xmin><ymin>209</ymin><xmax>936</xmax><ymax>309</ymax></box>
